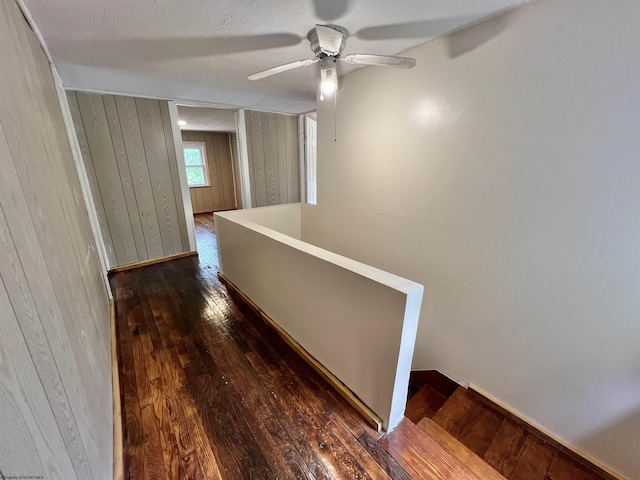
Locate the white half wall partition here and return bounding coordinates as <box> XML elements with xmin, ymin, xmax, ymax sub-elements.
<box><xmin>215</xmin><ymin>204</ymin><xmax>423</xmax><ymax>430</ymax></box>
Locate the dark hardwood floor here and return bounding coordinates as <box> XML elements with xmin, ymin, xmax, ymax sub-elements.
<box><xmin>111</xmin><ymin>213</ymin><xmax>410</xmax><ymax>479</ymax></box>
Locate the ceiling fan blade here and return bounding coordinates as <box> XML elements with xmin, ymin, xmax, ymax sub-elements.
<box><xmin>341</xmin><ymin>53</ymin><xmax>416</xmax><ymax>69</ymax></box>
<box><xmin>315</xmin><ymin>24</ymin><xmax>345</xmax><ymax>56</ymax></box>
<box><xmin>248</xmin><ymin>58</ymin><xmax>319</xmax><ymax>81</ymax></box>
<box><xmin>313</xmin><ymin>0</ymin><xmax>351</xmax><ymax>22</ymax></box>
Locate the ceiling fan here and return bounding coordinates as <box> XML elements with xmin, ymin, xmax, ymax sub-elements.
<box><xmin>248</xmin><ymin>24</ymin><xmax>417</xmax><ymax>99</ymax></box>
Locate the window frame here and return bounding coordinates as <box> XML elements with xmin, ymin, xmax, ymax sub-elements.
<box><xmin>183</xmin><ymin>141</ymin><xmax>210</xmax><ymax>188</ymax></box>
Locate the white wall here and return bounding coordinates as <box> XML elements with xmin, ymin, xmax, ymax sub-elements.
<box><xmin>233</xmin><ymin>203</ymin><xmax>302</xmax><ymax>239</ymax></box>
<box><xmin>315</xmin><ymin>1</ymin><xmax>640</xmax><ymax>477</ymax></box>
<box><xmin>215</xmin><ymin>206</ymin><xmax>423</xmax><ymax>429</ymax></box>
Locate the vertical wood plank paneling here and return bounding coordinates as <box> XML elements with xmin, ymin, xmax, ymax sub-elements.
<box><xmin>115</xmin><ymin>95</ymin><xmax>164</xmax><ymax>259</ymax></box>
<box><xmin>202</xmin><ymin>182</ymin><xmax>215</xmax><ymax>212</ymax></box>
<box><xmin>262</xmin><ymin>113</ymin><xmax>279</xmax><ymax>205</ymax></box>
<box><xmin>0</xmin><ymin>203</ymin><xmax>92</xmax><ymax>480</ymax></box>
<box><xmin>19</xmin><ymin>45</ymin><xmax>113</xmax><ymax>477</ymax></box>
<box><xmin>67</xmin><ymin>91</ymin><xmax>118</xmax><ymax>267</ymax></box>
<box><xmin>289</xmin><ymin>115</ymin><xmax>300</xmax><ymax>202</ymax></box>
<box><xmin>104</xmin><ymin>95</ymin><xmax>148</xmax><ymax>261</ymax></box>
<box><xmin>219</xmin><ymin>135</ymin><xmax>235</xmax><ymax>208</ymax></box>
<box><xmin>182</xmin><ymin>131</ymin><xmax>236</xmax><ymax>213</ymax></box>
<box><xmin>244</xmin><ymin>110</ymin><xmax>299</xmax><ymax>207</ymax></box>
<box><xmin>189</xmin><ymin>189</ymin><xmax>198</xmax><ymax>213</ymax></box>
<box><xmin>230</xmin><ymin>133</ymin><xmax>242</xmax><ymax>208</ymax></box>
<box><xmin>136</xmin><ymin>98</ymin><xmax>183</xmax><ymax>256</ymax></box>
<box><xmin>276</xmin><ymin>114</ymin><xmax>288</xmax><ymax>203</ymax></box>
<box><xmin>77</xmin><ymin>93</ymin><xmax>138</xmax><ymax>265</ymax></box>
<box><xmin>160</xmin><ymin>102</ymin><xmax>190</xmax><ymax>251</ymax></box>
<box><xmin>209</xmin><ymin>134</ymin><xmax>224</xmax><ymax>209</ymax></box>
<box><xmin>284</xmin><ymin>117</ymin><xmax>297</xmax><ymax>203</ymax></box>
<box><xmin>0</xmin><ymin>274</ymin><xmax>77</xmax><ymax>480</ymax></box>
<box><xmin>245</xmin><ymin>116</ymin><xmax>257</xmax><ymax>207</ymax></box>
<box><xmin>213</xmin><ymin>134</ymin><xmax>228</xmax><ymax>206</ymax></box>
<box><xmin>250</xmin><ymin>111</ymin><xmax>267</xmax><ymax>206</ymax></box>
<box><xmin>0</xmin><ymin>3</ymin><xmax>112</xmax><ymax>479</ymax></box>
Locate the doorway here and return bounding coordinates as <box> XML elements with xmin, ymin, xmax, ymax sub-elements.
<box><xmin>175</xmin><ymin>105</ymin><xmax>242</xmax><ymax>249</ymax></box>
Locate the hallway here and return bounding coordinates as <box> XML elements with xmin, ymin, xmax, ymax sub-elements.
<box><xmin>111</xmin><ymin>214</ymin><xmax>409</xmax><ymax>479</ymax></box>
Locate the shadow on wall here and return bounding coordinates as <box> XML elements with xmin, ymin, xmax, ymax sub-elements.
<box><xmin>446</xmin><ymin>12</ymin><xmax>511</xmax><ymax>58</ymax></box>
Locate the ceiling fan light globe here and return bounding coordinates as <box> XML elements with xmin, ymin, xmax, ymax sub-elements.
<box><xmin>322</xmin><ymin>80</ymin><xmax>336</xmax><ymax>95</ymax></box>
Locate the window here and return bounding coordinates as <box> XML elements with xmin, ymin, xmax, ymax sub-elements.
<box><xmin>183</xmin><ymin>142</ymin><xmax>209</xmax><ymax>187</ymax></box>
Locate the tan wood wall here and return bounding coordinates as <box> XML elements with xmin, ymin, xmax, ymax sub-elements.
<box><xmin>182</xmin><ymin>131</ymin><xmax>236</xmax><ymax>213</ymax></box>
<box><xmin>245</xmin><ymin>110</ymin><xmax>300</xmax><ymax>207</ymax></box>
<box><xmin>67</xmin><ymin>91</ymin><xmax>190</xmax><ymax>268</ymax></box>
<box><xmin>229</xmin><ymin>132</ymin><xmax>243</xmax><ymax>208</ymax></box>
<box><xmin>0</xmin><ymin>1</ymin><xmax>112</xmax><ymax>478</ymax></box>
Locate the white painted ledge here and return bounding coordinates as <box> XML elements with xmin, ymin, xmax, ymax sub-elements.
<box><xmin>215</xmin><ymin>204</ymin><xmax>423</xmax><ymax>430</ymax></box>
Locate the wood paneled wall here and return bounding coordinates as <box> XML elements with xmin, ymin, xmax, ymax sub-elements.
<box><xmin>245</xmin><ymin>110</ymin><xmax>300</xmax><ymax>207</ymax></box>
<box><xmin>182</xmin><ymin>131</ymin><xmax>236</xmax><ymax>213</ymax></box>
<box><xmin>67</xmin><ymin>91</ymin><xmax>190</xmax><ymax>268</ymax></box>
<box><xmin>0</xmin><ymin>1</ymin><xmax>112</xmax><ymax>479</ymax></box>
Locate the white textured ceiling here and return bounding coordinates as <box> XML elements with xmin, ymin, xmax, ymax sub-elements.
<box><xmin>177</xmin><ymin>106</ymin><xmax>237</xmax><ymax>132</ymax></box>
<box><xmin>23</xmin><ymin>0</ymin><xmax>528</xmax><ymax>114</ymax></box>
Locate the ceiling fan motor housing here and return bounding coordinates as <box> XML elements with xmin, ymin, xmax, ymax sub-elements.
<box><xmin>307</xmin><ymin>24</ymin><xmax>349</xmax><ymax>57</ymax></box>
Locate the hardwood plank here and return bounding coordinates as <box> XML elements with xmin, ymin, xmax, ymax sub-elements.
<box><xmin>405</xmin><ymin>385</ymin><xmax>447</xmax><ymax>423</ymax></box>
<box><xmin>137</xmin><ymin>273</ymin><xmax>224</xmax><ymax>479</ymax></box>
<box><xmin>328</xmin><ymin>419</ymin><xmax>392</xmax><ymax>480</ymax></box>
<box><xmin>546</xmin><ymin>453</ymin><xmax>602</xmax><ymax>480</ymax></box>
<box><xmin>116</xmin><ymin>293</ymin><xmax>147</xmax><ymax>480</ymax></box>
<box><xmin>380</xmin><ymin>418</ymin><xmax>503</xmax><ymax>480</ymax></box>
<box><xmin>115</xmin><ymin>95</ymin><xmax>164</xmax><ymax>259</ymax></box>
<box><xmin>418</xmin><ymin>418</ymin><xmax>506</xmax><ymax>480</ymax></box>
<box><xmin>357</xmin><ymin>431</ymin><xmax>412</xmax><ymax>480</ymax></box>
<box><xmin>140</xmin><ymin>404</ymin><xmax>170</xmax><ymax>480</ymax></box>
<box><xmin>432</xmin><ymin>387</ymin><xmax>504</xmax><ymax>457</ymax></box>
<box><xmin>483</xmin><ymin>419</ymin><xmax>554</xmax><ymax>480</ymax></box>
<box><xmin>158</xmin><ymin>270</ymin><xmax>318</xmax><ymax>479</ymax></box>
